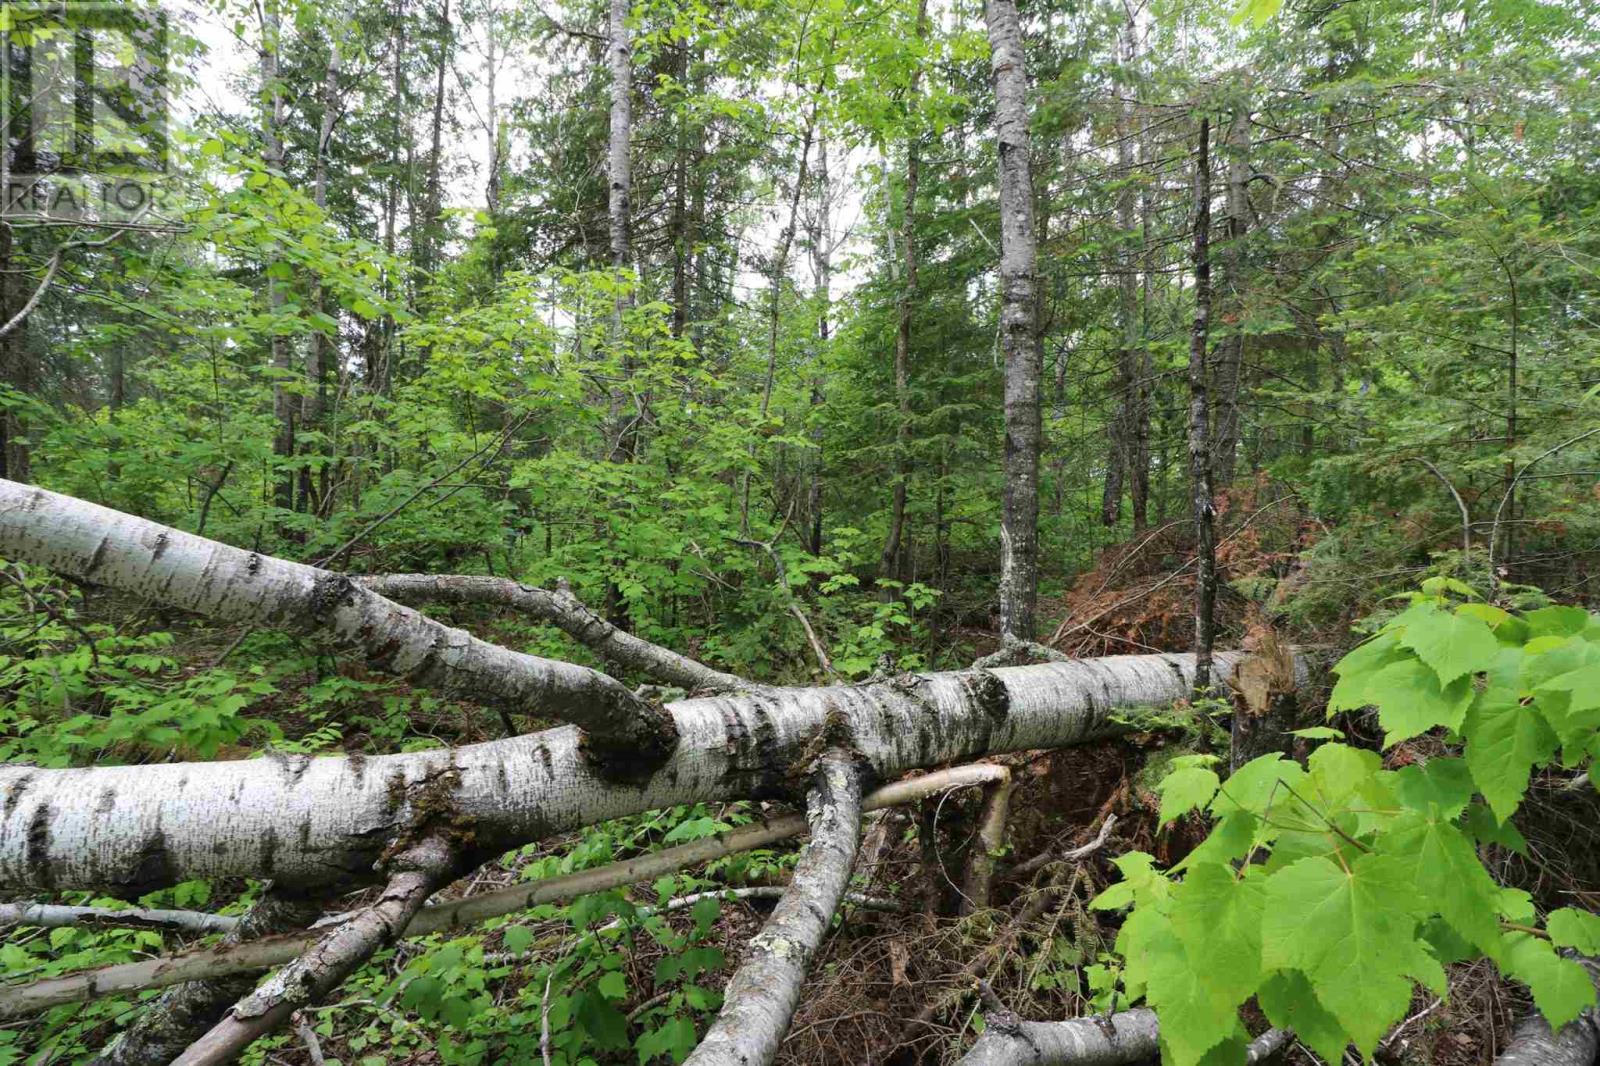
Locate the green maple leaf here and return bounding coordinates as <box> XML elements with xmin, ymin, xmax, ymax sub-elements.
<box><xmin>1328</xmin><ymin>633</ymin><xmax>1408</xmax><ymax>712</ymax></box>
<box><xmin>1399</xmin><ymin>608</ymin><xmax>1499</xmax><ymax>686</ymax></box>
<box><xmin>1539</xmin><ymin>663</ymin><xmax>1600</xmax><ymax>708</ymax></box>
<box><xmin>1376</xmin><ymin>811</ymin><xmax>1503</xmax><ymax>956</ymax></box>
<box><xmin>1464</xmin><ymin>687</ymin><xmax>1558</xmax><ymax>820</ymax></box>
<box><xmin>1181</xmin><ymin>810</ymin><xmax>1262</xmax><ymax>868</ymax></box>
<box><xmin>1211</xmin><ymin>753</ymin><xmax>1307</xmax><ymax>817</ymax></box>
<box><xmin>1158</xmin><ymin>766</ymin><xmax>1221</xmax><ymax>826</ymax></box>
<box><xmin>1168</xmin><ymin>863</ymin><xmax>1265</xmax><ymax>1005</ymax></box>
<box><xmin>1305</xmin><ymin>743</ymin><xmax>1381</xmax><ymax>807</ymax></box>
<box><xmin>1259</xmin><ymin>971</ymin><xmax>1348</xmax><ymax>1066</ymax></box>
<box><xmin>1462</xmin><ymin>802</ymin><xmax>1529</xmax><ymax>853</ymax></box>
<box><xmin>1533</xmin><ymin>658</ymin><xmax>1600</xmax><ymax>757</ymax></box>
<box><xmin>1394</xmin><ymin>758</ymin><xmax>1475</xmax><ymax>818</ymax></box>
<box><xmin>1261</xmin><ymin>853</ymin><xmax>1429</xmax><ymax>1056</ymax></box>
<box><xmin>1113</xmin><ymin>900</ymin><xmax>1170</xmax><ymax>1000</ymax></box>
<box><xmin>1547</xmin><ymin>908</ymin><xmax>1600</xmax><ymax>954</ymax></box>
<box><xmin>1500</xmin><ymin>931</ymin><xmax>1597</xmax><ymax>1029</ymax></box>
<box><xmin>1521</xmin><ymin>606</ymin><xmax>1593</xmax><ymax>640</ymax></box>
<box><xmin>1145</xmin><ymin>926</ymin><xmax>1246</xmax><ymax>1066</ymax></box>
<box><xmin>1521</xmin><ymin>636</ymin><xmax>1599</xmax><ymax>692</ymax></box>
<box><xmin>1362</xmin><ymin>658</ymin><xmax>1475</xmax><ymax>745</ymax></box>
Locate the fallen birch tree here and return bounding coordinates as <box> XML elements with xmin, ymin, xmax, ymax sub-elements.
<box><xmin>0</xmin><ymin>480</ymin><xmax>1259</xmax><ymax>1063</ymax></box>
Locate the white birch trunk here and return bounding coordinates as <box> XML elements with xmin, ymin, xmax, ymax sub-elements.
<box><xmin>985</xmin><ymin>0</ymin><xmax>1042</xmax><ymax>643</ymax></box>
<box><xmin>0</xmin><ymin>479</ymin><xmax>675</xmax><ymax>770</ymax></box>
<box><xmin>2</xmin><ymin>765</ymin><xmax>1007</xmax><ymax>1018</ymax></box>
<box><xmin>960</xmin><ymin>1010</ymin><xmax>1286</xmax><ymax>1066</ymax></box>
<box><xmin>684</xmin><ymin>752</ymin><xmax>861</xmax><ymax>1066</ymax></box>
<box><xmin>1</xmin><ymin>643</ymin><xmax>1238</xmax><ymax>894</ymax></box>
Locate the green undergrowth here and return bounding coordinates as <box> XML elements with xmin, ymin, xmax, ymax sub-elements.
<box><xmin>1094</xmin><ymin>579</ymin><xmax>1600</xmax><ymax>1066</ymax></box>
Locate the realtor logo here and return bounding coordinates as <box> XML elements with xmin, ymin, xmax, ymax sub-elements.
<box><xmin>0</xmin><ymin>1</ymin><xmax>168</xmax><ymax>220</ymax></box>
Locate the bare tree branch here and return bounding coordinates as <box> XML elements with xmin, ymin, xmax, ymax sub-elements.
<box><xmin>1411</xmin><ymin>457</ymin><xmax>1473</xmax><ymax>556</ymax></box>
<box><xmin>962</xmin><ymin>768</ymin><xmax>1014</xmax><ymax>911</ymax></box>
<box><xmin>0</xmin><ymin>229</ymin><xmax>128</xmax><ymax>342</ymax></box>
<box><xmin>684</xmin><ymin>750</ymin><xmax>863</xmax><ymax>1066</ymax></box>
<box><xmin>316</xmin><ymin>414</ymin><xmax>532</xmax><ymax>569</ymax></box>
<box><xmin>88</xmin><ymin>890</ymin><xmax>324</xmax><ymax>1066</ymax></box>
<box><xmin>1005</xmin><ymin>814</ymin><xmax>1118</xmax><ymax>879</ymax></box>
<box><xmin>362</xmin><ymin>573</ymin><xmax>754</xmax><ymax>693</ymax></box>
<box><xmin>0</xmin><ymin>902</ymin><xmax>239</xmax><ymax>935</ymax></box>
<box><xmin>171</xmin><ymin>836</ymin><xmax>457</xmax><ymax>1066</ymax></box>
<box><xmin>1489</xmin><ymin>427</ymin><xmax>1600</xmax><ymax>576</ymax></box>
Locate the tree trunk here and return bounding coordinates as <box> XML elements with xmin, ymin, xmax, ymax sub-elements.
<box><xmin>1102</xmin><ymin>17</ymin><xmax>1139</xmax><ymax>529</ymax></box>
<box><xmin>418</xmin><ymin>0</ymin><xmax>451</xmax><ymax>280</ymax></box>
<box><xmin>0</xmin><ymin>225</ymin><xmax>32</xmax><ymax>483</ymax></box>
<box><xmin>806</xmin><ymin>138</ymin><xmax>832</xmax><ymax>556</ymax></box>
<box><xmin>743</xmin><ymin>67</ymin><xmax>825</xmax><ymax>532</ymax></box>
<box><xmin>1130</xmin><ymin>104</ymin><xmax>1153</xmax><ymax>529</ymax></box>
<box><xmin>1211</xmin><ymin>103</ymin><xmax>1250</xmax><ymax>487</ymax></box>
<box><xmin>300</xmin><ymin>40</ymin><xmax>343</xmax><ymax>517</ymax></box>
<box><xmin>484</xmin><ymin>5</ymin><xmax>501</xmax><ymax>217</ymax></box>
<box><xmin>879</xmin><ymin>0</ymin><xmax>928</xmax><ymax>584</ymax></box>
<box><xmin>669</xmin><ymin>39</ymin><xmax>691</xmax><ymax>339</ymax></box>
<box><xmin>1186</xmin><ymin>117</ymin><xmax>1218</xmax><ymax>695</ymax></box>
<box><xmin>607</xmin><ymin>0</ymin><xmax>633</xmax><ymax>327</ymax></box>
<box><xmin>373</xmin><ymin>0</ymin><xmax>407</xmax><ymax>397</ymax></box>
<box><xmin>261</xmin><ymin>0</ymin><xmax>295</xmax><ymax>513</ymax></box>
<box><xmin>985</xmin><ymin>0</ymin><xmax>1041</xmax><ymax>644</ymax></box>
<box><xmin>0</xmin><ymin>483</ymin><xmax>1249</xmax><ymax>893</ymax></box>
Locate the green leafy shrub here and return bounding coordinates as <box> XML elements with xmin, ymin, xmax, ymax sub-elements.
<box><xmin>1095</xmin><ymin>581</ymin><xmax>1600</xmax><ymax>1066</ymax></box>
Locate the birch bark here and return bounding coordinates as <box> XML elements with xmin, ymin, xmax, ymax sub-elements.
<box><xmin>985</xmin><ymin>0</ymin><xmax>1042</xmax><ymax>642</ymax></box>
<box><xmin>0</xmin><ymin>480</ymin><xmax>1260</xmax><ymax>897</ymax></box>
<box><xmin>1186</xmin><ymin>118</ymin><xmax>1218</xmax><ymax>694</ymax></box>
<box><xmin>360</xmin><ymin>574</ymin><xmax>752</xmax><ymax>693</ymax></box>
<box><xmin>682</xmin><ymin>751</ymin><xmax>862</xmax><ymax>1066</ymax></box>
<box><xmin>0</xmin><ymin>480</ymin><xmax>675</xmax><ymax>772</ymax></box>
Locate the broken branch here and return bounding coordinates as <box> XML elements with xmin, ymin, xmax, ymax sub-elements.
<box><xmin>361</xmin><ymin>573</ymin><xmax>754</xmax><ymax>693</ymax></box>
<box><xmin>683</xmin><ymin>750</ymin><xmax>863</xmax><ymax>1066</ymax></box>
